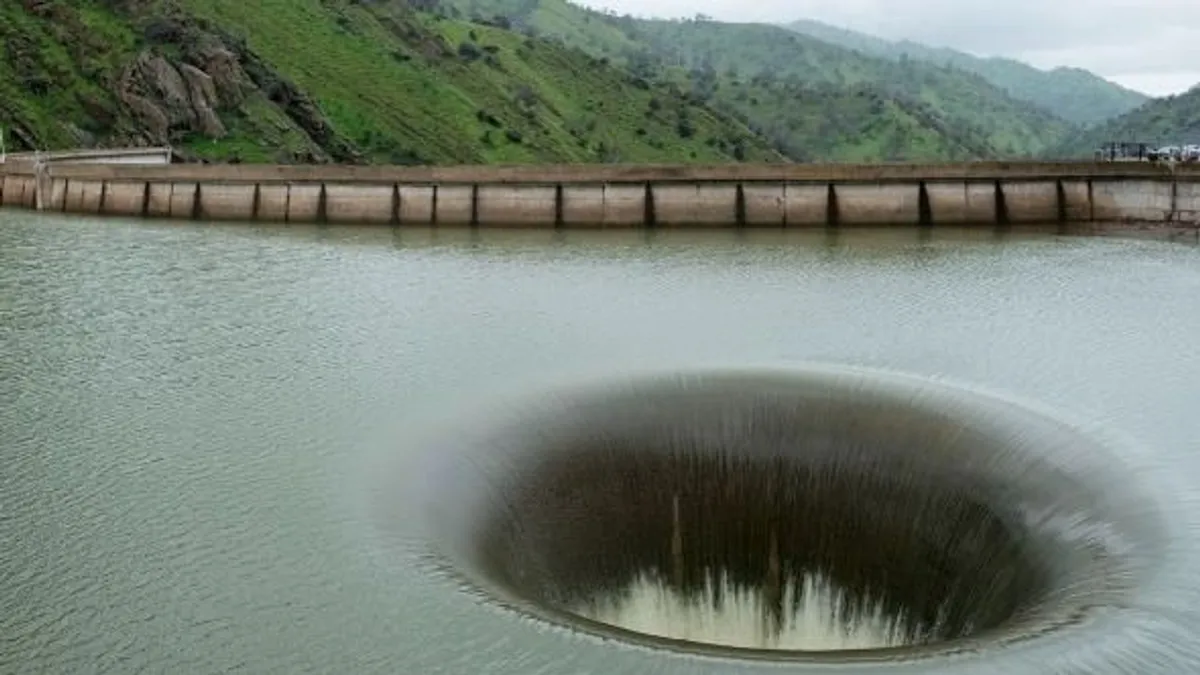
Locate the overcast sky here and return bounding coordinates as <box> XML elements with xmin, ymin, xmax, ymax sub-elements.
<box><xmin>576</xmin><ymin>0</ymin><xmax>1200</xmax><ymax>96</ymax></box>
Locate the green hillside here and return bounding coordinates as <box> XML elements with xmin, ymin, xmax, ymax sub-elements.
<box><xmin>627</xmin><ymin>18</ymin><xmax>1073</xmax><ymax>157</ymax></box>
<box><xmin>1053</xmin><ymin>86</ymin><xmax>1200</xmax><ymax>157</ymax></box>
<box><xmin>710</xmin><ymin>80</ymin><xmax>992</xmax><ymax>161</ymax></box>
<box><xmin>785</xmin><ymin>19</ymin><xmax>1148</xmax><ymax>126</ymax></box>
<box><xmin>0</xmin><ymin>0</ymin><xmax>781</xmax><ymax>164</ymax></box>
<box><xmin>2</xmin><ymin>0</ymin><xmax>1109</xmax><ymax>165</ymax></box>
<box><xmin>441</xmin><ymin>1</ymin><xmax>1076</xmax><ymax>158</ymax></box>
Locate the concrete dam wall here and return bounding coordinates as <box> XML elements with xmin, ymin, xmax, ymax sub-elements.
<box><xmin>2</xmin><ymin>160</ymin><xmax>1199</xmax><ymax>227</ymax></box>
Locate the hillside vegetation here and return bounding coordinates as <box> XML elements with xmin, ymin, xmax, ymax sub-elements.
<box><xmin>1053</xmin><ymin>86</ymin><xmax>1200</xmax><ymax>157</ymax></box>
<box><xmin>0</xmin><ymin>0</ymin><xmax>780</xmax><ymax>164</ymax></box>
<box><xmin>443</xmin><ymin>0</ymin><xmax>1081</xmax><ymax>158</ymax></box>
<box><xmin>3</xmin><ymin>0</ymin><xmax>1152</xmax><ymax>165</ymax></box>
<box><xmin>625</xmin><ymin>18</ymin><xmax>1073</xmax><ymax>157</ymax></box>
<box><xmin>786</xmin><ymin>19</ymin><xmax>1148</xmax><ymax>127</ymax></box>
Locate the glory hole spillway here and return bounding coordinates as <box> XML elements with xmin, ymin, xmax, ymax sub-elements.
<box><xmin>3</xmin><ymin>154</ymin><xmax>1200</xmax><ymax>675</ymax></box>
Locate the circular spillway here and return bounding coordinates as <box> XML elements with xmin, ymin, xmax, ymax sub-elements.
<box><xmin>399</xmin><ymin>364</ymin><xmax>1186</xmax><ymax>670</ymax></box>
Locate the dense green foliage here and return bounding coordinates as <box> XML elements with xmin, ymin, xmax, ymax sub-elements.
<box><xmin>0</xmin><ymin>0</ymin><xmax>780</xmax><ymax>163</ymax></box>
<box><xmin>1053</xmin><ymin>86</ymin><xmax>1200</xmax><ymax>157</ymax></box>
<box><xmin>786</xmin><ymin>20</ymin><xmax>1149</xmax><ymax>127</ymax></box>
<box><xmin>443</xmin><ymin>0</ymin><xmax>1086</xmax><ymax>158</ymax></box>
<box><xmin>624</xmin><ymin>18</ymin><xmax>1073</xmax><ymax>157</ymax></box>
<box><xmin>0</xmin><ymin>0</ymin><xmax>1161</xmax><ymax>165</ymax></box>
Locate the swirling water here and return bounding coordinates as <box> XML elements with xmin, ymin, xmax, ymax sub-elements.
<box><xmin>3</xmin><ymin>212</ymin><xmax>1200</xmax><ymax>674</ymax></box>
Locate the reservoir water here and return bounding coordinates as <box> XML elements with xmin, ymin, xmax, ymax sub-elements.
<box><xmin>3</xmin><ymin>211</ymin><xmax>1200</xmax><ymax>673</ymax></box>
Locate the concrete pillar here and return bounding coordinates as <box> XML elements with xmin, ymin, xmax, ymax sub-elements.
<box><xmin>783</xmin><ymin>183</ymin><xmax>828</xmax><ymax>226</ymax></box>
<box><xmin>197</xmin><ymin>183</ymin><xmax>257</xmax><ymax>221</ymax></box>
<box><xmin>145</xmin><ymin>183</ymin><xmax>173</xmax><ymax>218</ymax></box>
<box><xmin>13</xmin><ymin>176</ymin><xmax>34</xmax><ymax>208</ymax></box>
<box><xmin>62</xmin><ymin>179</ymin><xmax>83</xmax><ymax>213</ymax></box>
<box><xmin>435</xmin><ymin>185</ymin><xmax>475</xmax><ymax>225</ymax></box>
<box><xmin>835</xmin><ymin>183</ymin><xmax>920</xmax><ymax>225</ymax></box>
<box><xmin>652</xmin><ymin>183</ymin><xmax>738</xmax><ymax>226</ymax></box>
<box><xmin>398</xmin><ymin>185</ymin><xmax>434</xmax><ymax>224</ymax></box>
<box><xmin>325</xmin><ymin>184</ymin><xmax>395</xmax><ymax>224</ymax></box>
<box><xmin>24</xmin><ymin>175</ymin><xmax>39</xmax><ymax>209</ymax></box>
<box><xmin>999</xmin><ymin>181</ymin><xmax>1059</xmax><ymax>223</ymax></box>
<box><xmin>2</xmin><ymin>176</ymin><xmax>28</xmax><ymax>207</ymax></box>
<box><xmin>256</xmin><ymin>184</ymin><xmax>289</xmax><ymax>222</ymax></box>
<box><xmin>286</xmin><ymin>183</ymin><xmax>323</xmax><ymax>222</ymax></box>
<box><xmin>924</xmin><ymin>181</ymin><xmax>995</xmax><ymax>225</ymax></box>
<box><xmin>65</xmin><ymin>179</ymin><xmax>106</xmax><ymax>215</ymax></box>
<box><xmin>561</xmin><ymin>185</ymin><xmax>605</xmax><ymax>226</ymax></box>
<box><xmin>1173</xmin><ymin>181</ymin><xmax>1200</xmax><ymax>223</ymax></box>
<box><xmin>103</xmin><ymin>181</ymin><xmax>147</xmax><ymax>217</ymax></box>
<box><xmin>169</xmin><ymin>182</ymin><xmax>198</xmax><ymax>219</ymax></box>
<box><xmin>476</xmin><ymin>185</ymin><xmax>557</xmax><ymax>226</ymax></box>
<box><xmin>1059</xmin><ymin>179</ymin><xmax>1091</xmax><ymax>221</ymax></box>
<box><xmin>46</xmin><ymin>178</ymin><xmax>69</xmax><ymax>212</ymax></box>
<box><xmin>742</xmin><ymin>183</ymin><xmax>786</xmax><ymax>226</ymax></box>
<box><xmin>1090</xmin><ymin>179</ymin><xmax>1172</xmax><ymax>222</ymax></box>
<box><xmin>602</xmin><ymin>183</ymin><xmax>647</xmax><ymax>227</ymax></box>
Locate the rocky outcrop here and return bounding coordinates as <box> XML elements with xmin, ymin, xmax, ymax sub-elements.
<box><xmin>186</xmin><ymin>42</ymin><xmax>254</xmax><ymax>109</ymax></box>
<box><xmin>3</xmin><ymin>1</ymin><xmax>363</xmax><ymax>163</ymax></box>
<box><xmin>213</xmin><ymin>31</ymin><xmax>362</xmax><ymax>163</ymax></box>
<box><xmin>178</xmin><ymin>63</ymin><xmax>226</xmax><ymax>138</ymax></box>
<box><xmin>117</xmin><ymin>50</ymin><xmax>227</xmax><ymax>143</ymax></box>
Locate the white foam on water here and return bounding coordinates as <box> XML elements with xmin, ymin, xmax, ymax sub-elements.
<box><xmin>573</xmin><ymin>570</ymin><xmax>914</xmax><ymax>651</ymax></box>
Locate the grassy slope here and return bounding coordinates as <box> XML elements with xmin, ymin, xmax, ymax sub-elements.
<box><xmin>444</xmin><ymin>0</ymin><xmax>1075</xmax><ymax>158</ymax></box>
<box><xmin>1</xmin><ymin>0</ymin><xmax>780</xmax><ymax>164</ymax></box>
<box><xmin>0</xmin><ymin>0</ymin><xmax>135</xmax><ymax>148</ymax></box>
<box><xmin>625</xmin><ymin>19</ymin><xmax>1073</xmax><ymax>157</ymax></box>
<box><xmin>785</xmin><ymin>19</ymin><xmax>1149</xmax><ymax>127</ymax></box>
<box><xmin>710</xmin><ymin>80</ymin><xmax>991</xmax><ymax>161</ymax></box>
<box><xmin>180</xmin><ymin>0</ymin><xmax>783</xmax><ymax>164</ymax></box>
<box><xmin>1053</xmin><ymin>87</ymin><xmax>1200</xmax><ymax>157</ymax></box>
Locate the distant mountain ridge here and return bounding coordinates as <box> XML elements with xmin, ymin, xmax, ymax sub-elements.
<box><xmin>445</xmin><ymin>0</ymin><xmax>1082</xmax><ymax>159</ymax></box>
<box><xmin>785</xmin><ymin>19</ymin><xmax>1149</xmax><ymax>127</ymax></box>
<box><xmin>1053</xmin><ymin>85</ymin><xmax>1200</xmax><ymax>157</ymax></box>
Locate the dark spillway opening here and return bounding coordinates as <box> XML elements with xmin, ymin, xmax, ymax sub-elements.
<box><xmin>459</xmin><ymin>374</ymin><xmax>1059</xmax><ymax>654</ymax></box>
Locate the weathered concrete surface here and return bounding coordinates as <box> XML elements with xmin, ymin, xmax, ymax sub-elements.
<box><xmin>1060</xmin><ymin>180</ymin><xmax>1092</xmax><ymax>222</ymax></box>
<box><xmin>742</xmin><ymin>183</ymin><xmax>785</xmax><ymax>226</ymax></box>
<box><xmin>561</xmin><ymin>185</ymin><xmax>605</xmax><ymax>227</ymax></box>
<box><xmin>1001</xmin><ymin>181</ymin><xmax>1059</xmax><ymax>223</ymax></box>
<box><xmin>1</xmin><ymin>175</ymin><xmax>32</xmax><ymax>208</ymax></box>
<box><xmin>435</xmin><ymin>185</ymin><xmax>475</xmax><ymax>225</ymax></box>
<box><xmin>603</xmin><ymin>184</ymin><xmax>646</xmax><ymax>227</ymax></box>
<box><xmin>256</xmin><ymin>184</ymin><xmax>289</xmax><ymax>222</ymax></box>
<box><xmin>287</xmin><ymin>184</ymin><xmax>322</xmax><ymax>223</ymax></box>
<box><xmin>399</xmin><ymin>186</ymin><xmax>434</xmax><ymax>224</ymax></box>
<box><xmin>836</xmin><ymin>184</ymin><xmax>920</xmax><ymax>225</ymax></box>
<box><xmin>1173</xmin><ymin>182</ymin><xmax>1200</xmax><ymax>223</ymax></box>
<box><xmin>198</xmin><ymin>183</ymin><xmax>257</xmax><ymax>221</ymax></box>
<box><xmin>652</xmin><ymin>184</ymin><xmax>738</xmax><ymax>226</ymax></box>
<box><xmin>925</xmin><ymin>181</ymin><xmax>995</xmax><ymax>225</ymax></box>
<box><xmin>1091</xmin><ymin>180</ymin><xmax>1173</xmax><ymax>222</ymax></box>
<box><xmin>169</xmin><ymin>182</ymin><xmax>198</xmax><ymax>219</ymax></box>
<box><xmin>146</xmin><ymin>183</ymin><xmax>174</xmax><ymax>218</ymax></box>
<box><xmin>477</xmin><ymin>185</ymin><xmax>557</xmax><ymax>226</ymax></box>
<box><xmin>4</xmin><ymin>159</ymin><xmax>1200</xmax><ymax>229</ymax></box>
<box><xmin>326</xmin><ymin>184</ymin><xmax>394</xmax><ymax>224</ymax></box>
<box><xmin>46</xmin><ymin>178</ymin><xmax>69</xmax><ymax>212</ymax></box>
<box><xmin>103</xmin><ymin>181</ymin><xmax>147</xmax><ymax>217</ymax></box>
<box><xmin>3</xmin><ymin>147</ymin><xmax>172</xmax><ymax>166</ymax></box>
<box><xmin>784</xmin><ymin>183</ymin><xmax>828</xmax><ymax>226</ymax></box>
<box><xmin>63</xmin><ymin>179</ymin><xmax>106</xmax><ymax>215</ymax></box>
